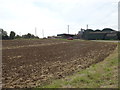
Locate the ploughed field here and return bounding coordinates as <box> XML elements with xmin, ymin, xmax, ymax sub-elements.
<box><xmin>2</xmin><ymin>39</ymin><xmax>117</xmax><ymax>88</ymax></box>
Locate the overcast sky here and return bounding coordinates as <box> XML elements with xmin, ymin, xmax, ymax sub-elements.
<box><xmin>0</xmin><ymin>0</ymin><xmax>119</xmax><ymax>37</ymax></box>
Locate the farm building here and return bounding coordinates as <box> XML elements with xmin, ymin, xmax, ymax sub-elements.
<box><xmin>82</xmin><ymin>32</ymin><xmax>118</xmax><ymax>40</ymax></box>
<box><xmin>57</xmin><ymin>34</ymin><xmax>76</xmax><ymax>39</ymax></box>
<box><xmin>79</xmin><ymin>28</ymin><xmax>119</xmax><ymax>40</ymax></box>
<box><xmin>47</xmin><ymin>36</ymin><xmax>62</xmax><ymax>39</ymax></box>
<box><xmin>77</xmin><ymin>28</ymin><xmax>85</xmax><ymax>39</ymax></box>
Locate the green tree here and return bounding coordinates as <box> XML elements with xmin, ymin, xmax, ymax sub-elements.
<box><xmin>10</xmin><ymin>31</ymin><xmax>16</xmax><ymax>39</ymax></box>
<box><xmin>15</xmin><ymin>35</ymin><xmax>21</xmax><ymax>39</ymax></box>
<box><xmin>0</xmin><ymin>28</ymin><xmax>9</xmax><ymax>40</ymax></box>
<box><xmin>22</xmin><ymin>33</ymin><xmax>39</xmax><ymax>39</ymax></box>
<box><xmin>22</xmin><ymin>33</ymin><xmax>33</xmax><ymax>38</ymax></box>
<box><xmin>27</xmin><ymin>33</ymin><xmax>32</xmax><ymax>38</ymax></box>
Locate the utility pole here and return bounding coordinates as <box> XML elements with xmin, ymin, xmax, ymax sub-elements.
<box><xmin>118</xmin><ymin>1</ymin><xmax>120</xmax><ymax>31</ymax></box>
<box><xmin>19</xmin><ymin>32</ymin><xmax>21</xmax><ymax>36</ymax></box>
<box><xmin>42</xmin><ymin>29</ymin><xmax>44</xmax><ymax>38</ymax></box>
<box><xmin>86</xmin><ymin>24</ymin><xmax>88</xmax><ymax>30</ymax></box>
<box><xmin>35</xmin><ymin>27</ymin><xmax>37</xmax><ymax>36</ymax></box>
<box><xmin>68</xmin><ymin>25</ymin><xmax>69</xmax><ymax>34</ymax></box>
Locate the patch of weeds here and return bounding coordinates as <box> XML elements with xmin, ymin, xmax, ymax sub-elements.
<box><xmin>41</xmin><ymin>80</ymin><xmax>62</xmax><ymax>88</ymax></box>
<box><xmin>104</xmin><ymin>67</ymin><xmax>112</xmax><ymax>72</ymax></box>
<box><xmin>91</xmin><ymin>64</ymin><xmax>96</xmax><ymax>68</ymax></box>
<box><xmin>109</xmin><ymin>79</ymin><xmax>116</xmax><ymax>85</ymax></box>
<box><xmin>103</xmin><ymin>72</ymin><xmax>112</xmax><ymax>79</ymax></box>
<box><xmin>42</xmin><ymin>83</ymin><xmax>61</xmax><ymax>88</ymax></box>
<box><xmin>41</xmin><ymin>79</ymin><xmax>69</xmax><ymax>88</ymax></box>
<box><xmin>70</xmin><ymin>76</ymin><xmax>91</xmax><ymax>85</ymax></box>
<box><xmin>110</xmin><ymin>58</ymin><xmax>118</xmax><ymax>65</ymax></box>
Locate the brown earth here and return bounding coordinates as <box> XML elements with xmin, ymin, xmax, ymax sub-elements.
<box><xmin>2</xmin><ymin>39</ymin><xmax>117</xmax><ymax>88</ymax></box>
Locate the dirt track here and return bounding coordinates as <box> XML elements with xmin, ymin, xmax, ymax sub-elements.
<box><xmin>2</xmin><ymin>39</ymin><xmax>117</xmax><ymax>88</ymax></box>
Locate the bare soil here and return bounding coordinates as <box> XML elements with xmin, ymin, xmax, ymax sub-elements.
<box><xmin>2</xmin><ymin>39</ymin><xmax>117</xmax><ymax>88</ymax></box>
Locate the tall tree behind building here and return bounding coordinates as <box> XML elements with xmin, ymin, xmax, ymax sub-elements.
<box><xmin>10</xmin><ymin>31</ymin><xmax>16</xmax><ymax>39</ymax></box>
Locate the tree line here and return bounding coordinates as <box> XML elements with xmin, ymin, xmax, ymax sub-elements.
<box><xmin>0</xmin><ymin>29</ymin><xmax>39</xmax><ymax>40</ymax></box>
